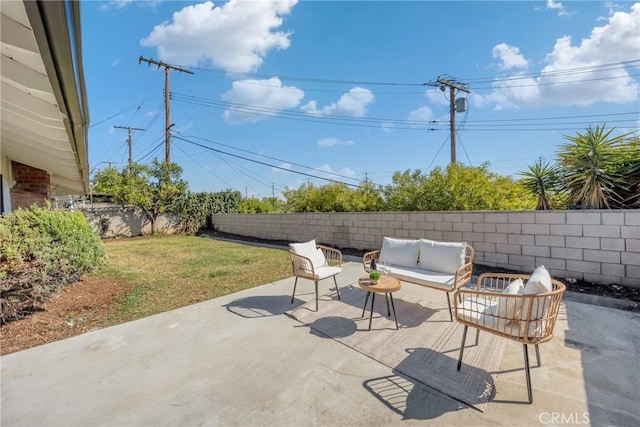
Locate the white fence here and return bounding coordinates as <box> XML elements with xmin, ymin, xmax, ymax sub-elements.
<box><xmin>211</xmin><ymin>210</ymin><xmax>640</xmax><ymax>287</ymax></box>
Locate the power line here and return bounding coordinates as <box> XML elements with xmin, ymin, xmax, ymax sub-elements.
<box><xmin>180</xmin><ymin>134</ymin><xmax>362</xmax><ymax>183</ymax></box>
<box><xmin>173</xmin><ymin>135</ymin><xmax>363</xmax><ymax>188</ymax></box>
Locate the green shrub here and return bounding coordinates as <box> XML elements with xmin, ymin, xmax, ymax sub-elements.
<box><xmin>0</xmin><ymin>204</ymin><xmax>107</xmax><ymax>322</ymax></box>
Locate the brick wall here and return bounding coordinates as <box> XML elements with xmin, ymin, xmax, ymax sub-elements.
<box><xmin>10</xmin><ymin>162</ymin><xmax>50</xmax><ymax>209</ymax></box>
<box><xmin>211</xmin><ymin>210</ymin><xmax>640</xmax><ymax>287</ymax></box>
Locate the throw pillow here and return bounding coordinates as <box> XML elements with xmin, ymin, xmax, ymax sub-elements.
<box><xmin>418</xmin><ymin>239</ymin><xmax>466</xmax><ymax>274</ymax></box>
<box><xmin>523</xmin><ymin>265</ymin><xmax>553</xmax><ymax>321</ymax></box>
<box><xmin>493</xmin><ymin>278</ymin><xmax>524</xmax><ymax>320</ymax></box>
<box><xmin>379</xmin><ymin>237</ymin><xmax>420</xmax><ymax>269</ymax></box>
<box><xmin>289</xmin><ymin>239</ymin><xmax>326</xmax><ymax>270</ymax></box>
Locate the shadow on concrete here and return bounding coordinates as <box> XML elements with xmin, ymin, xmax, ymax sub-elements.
<box><xmin>564</xmin><ymin>302</ymin><xmax>640</xmax><ymax>425</ymax></box>
<box><xmin>363</xmin><ymin>374</ymin><xmax>468</xmax><ymax>420</ymax></box>
<box><xmin>223</xmin><ymin>295</ymin><xmax>295</xmax><ymax>318</ymax></box>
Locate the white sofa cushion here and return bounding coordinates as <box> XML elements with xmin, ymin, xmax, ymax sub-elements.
<box><xmin>493</xmin><ymin>278</ymin><xmax>524</xmax><ymax>320</ymax></box>
<box><xmin>379</xmin><ymin>237</ymin><xmax>419</xmax><ymax>269</ymax></box>
<box><xmin>386</xmin><ymin>265</ymin><xmax>456</xmax><ymax>290</ymax></box>
<box><xmin>289</xmin><ymin>239</ymin><xmax>326</xmax><ymax>270</ymax></box>
<box><xmin>418</xmin><ymin>239</ymin><xmax>466</xmax><ymax>275</ymax></box>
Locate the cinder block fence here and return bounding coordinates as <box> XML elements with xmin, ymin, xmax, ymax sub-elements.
<box><xmin>211</xmin><ymin>210</ymin><xmax>640</xmax><ymax>287</ymax></box>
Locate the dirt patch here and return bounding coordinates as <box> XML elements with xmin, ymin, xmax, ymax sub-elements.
<box><xmin>0</xmin><ymin>277</ymin><xmax>134</xmax><ymax>356</ymax></box>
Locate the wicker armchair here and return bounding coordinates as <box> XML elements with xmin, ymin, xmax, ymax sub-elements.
<box><xmin>289</xmin><ymin>240</ymin><xmax>342</xmax><ymax>311</ymax></box>
<box><xmin>454</xmin><ymin>271</ymin><xmax>566</xmax><ymax>403</ymax></box>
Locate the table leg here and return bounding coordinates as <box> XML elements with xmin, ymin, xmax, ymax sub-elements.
<box><xmin>361</xmin><ymin>291</ymin><xmax>370</xmax><ymax>318</ymax></box>
<box><xmin>390</xmin><ymin>293</ymin><xmax>398</xmax><ymax>330</ymax></box>
<box><xmin>368</xmin><ymin>292</ymin><xmax>376</xmax><ymax>331</ymax></box>
<box><xmin>384</xmin><ymin>293</ymin><xmax>391</xmax><ymax>316</ymax></box>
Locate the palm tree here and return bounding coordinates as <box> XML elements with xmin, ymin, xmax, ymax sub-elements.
<box><xmin>558</xmin><ymin>125</ymin><xmax>630</xmax><ymax>209</ymax></box>
<box><xmin>518</xmin><ymin>158</ymin><xmax>561</xmax><ymax>210</ymax></box>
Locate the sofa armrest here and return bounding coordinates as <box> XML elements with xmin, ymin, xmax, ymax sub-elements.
<box><xmin>452</xmin><ymin>261</ymin><xmax>474</xmax><ymax>290</ymax></box>
<box><xmin>318</xmin><ymin>245</ymin><xmax>342</xmax><ymax>267</ymax></box>
<box><xmin>362</xmin><ymin>250</ymin><xmax>380</xmax><ymax>273</ymax></box>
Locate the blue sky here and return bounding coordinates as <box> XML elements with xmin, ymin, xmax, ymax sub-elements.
<box><xmin>82</xmin><ymin>0</ymin><xmax>640</xmax><ymax>198</ymax></box>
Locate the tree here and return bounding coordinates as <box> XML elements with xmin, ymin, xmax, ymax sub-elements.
<box><xmin>237</xmin><ymin>197</ymin><xmax>287</xmax><ymax>213</ymax></box>
<box><xmin>518</xmin><ymin>158</ymin><xmax>563</xmax><ymax>210</ymax></box>
<box><xmin>283</xmin><ymin>182</ymin><xmax>384</xmax><ymax>213</ymax></box>
<box><xmin>93</xmin><ymin>160</ymin><xmax>188</xmax><ymax>234</ymax></box>
<box><xmin>557</xmin><ymin>125</ymin><xmax>633</xmax><ymax>209</ymax></box>
<box><xmin>384</xmin><ymin>164</ymin><xmax>535</xmax><ymax>211</ymax></box>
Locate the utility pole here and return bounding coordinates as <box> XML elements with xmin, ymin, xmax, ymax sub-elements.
<box><xmin>114</xmin><ymin>125</ymin><xmax>145</xmax><ymax>165</ymax></box>
<box><xmin>435</xmin><ymin>77</ymin><xmax>470</xmax><ymax>164</ymax></box>
<box><xmin>272</xmin><ymin>183</ymin><xmax>275</xmax><ymax>199</ymax></box>
<box><xmin>138</xmin><ymin>56</ymin><xmax>193</xmax><ymax>164</ymax></box>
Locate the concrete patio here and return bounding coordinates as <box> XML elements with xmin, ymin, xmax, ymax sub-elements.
<box><xmin>2</xmin><ymin>261</ymin><xmax>639</xmax><ymax>426</ymax></box>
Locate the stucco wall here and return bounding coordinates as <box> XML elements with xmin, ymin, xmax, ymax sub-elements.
<box><xmin>83</xmin><ymin>207</ymin><xmax>181</xmax><ymax>238</ymax></box>
<box><xmin>211</xmin><ymin>210</ymin><xmax>640</xmax><ymax>287</ymax></box>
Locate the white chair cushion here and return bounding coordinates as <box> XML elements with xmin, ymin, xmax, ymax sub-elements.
<box><xmin>314</xmin><ymin>265</ymin><xmax>341</xmax><ymax>280</ymax></box>
<box><xmin>418</xmin><ymin>239</ymin><xmax>466</xmax><ymax>275</ymax></box>
<box><xmin>289</xmin><ymin>239</ymin><xmax>326</xmax><ymax>270</ymax></box>
<box><xmin>458</xmin><ymin>297</ymin><xmax>523</xmax><ymax>338</ymax></box>
<box><xmin>379</xmin><ymin>237</ymin><xmax>419</xmax><ymax>269</ymax></box>
<box><xmin>492</xmin><ymin>278</ymin><xmax>524</xmax><ymax>320</ymax></box>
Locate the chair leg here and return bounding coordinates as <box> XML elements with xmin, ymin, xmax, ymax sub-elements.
<box><xmin>314</xmin><ymin>280</ymin><xmax>319</xmax><ymax>312</ymax></box>
<box><xmin>535</xmin><ymin>344</ymin><xmax>541</xmax><ymax>367</ymax></box>
<box><xmin>446</xmin><ymin>293</ymin><xmax>453</xmax><ymax>321</ymax></box>
<box><xmin>475</xmin><ymin>329</ymin><xmax>479</xmax><ymax>346</ymax></box>
<box><xmin>457</xmin><ymin>325</ymin><xmax>468</xmax><ymax>371</ymax></box>
<box><xmin>291</xmin><ymin>277</ymin><xmax>298</xmax><ymax>304</ymax></box>
<box><xmin>333</xmin><ymin>276</ymin><xmax>341</xmax><ymax>300</ymax></box>
<box><xmin>523</xmin><ymin>344</ymin><xmax>533</xmax><ymax>403</ymax></box>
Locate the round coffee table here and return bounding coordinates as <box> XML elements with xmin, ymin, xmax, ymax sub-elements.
<box><xmin>358</xmin><ymin>275</ymin><xmax>402</xmax><ymax>330</ymax></box>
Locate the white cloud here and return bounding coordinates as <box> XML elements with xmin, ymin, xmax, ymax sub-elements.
<box><xmin>546</xmin><ymin>0</ymin><xmax>569</xmax><ymax>16</ymax></box>
<box><xmin>317</xmin><ymin>137</ymin><xmax>354</xmax><ymax>148</ymax></box>
<box><xmin>140</xmin><ymin>0</ymin><xmax>297</xmax><ymax>73</ymax></box>
<box><xmin>221</xmin><ymin>77</ymin><xmax>304</xmax><ymax>124</ymax></box>
<box><xmin>425</xmin><ymin>89</ymin><xmax>449</xmax><ymax>106</ymax></box>
<box><xmin>315</xmin><ymin>164</ymin><xmax>356</xmax><ymax>180</ymax></box>
<box><xmin>407</xmin><ymin>106</ymin><xmax>434</xmax><ymax>128</ymax></box>
<box><xmin>271</xmin><ymin>163</ymin><xmax>292</xmax><ymax>174</ymax></box>
<box><xmin>301</xmin><ymin>88</ymin><xmax>374</xmax><ymax>117</ymax></box>
<box><xmin>481</xmin><ymin>3</ymin><xmax>639</xmax><ymax>109</ymax></box>
<box><xmin>381</xmin><ymin>121</ymin><xmax>394</xmax><ymax>133</ymax></box>
<box><xmin>492</xmin><ymin>43</ymin><xmax>529</xmax><ymax>70</ymax></box>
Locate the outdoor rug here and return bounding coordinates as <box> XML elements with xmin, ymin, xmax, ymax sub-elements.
<box><xmin>286</xmin><ymin>284</ymin><xmax>506</xmax><ymax>412</ymax></box>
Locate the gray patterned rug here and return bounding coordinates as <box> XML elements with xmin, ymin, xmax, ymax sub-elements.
<box><xmin>286</xmin><ymin>284</ymin><xmax>506</xmax><ymax>412</ymax></box>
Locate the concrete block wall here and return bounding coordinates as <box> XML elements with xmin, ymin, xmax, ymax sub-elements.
<box><xmin>211</xmin><ymin>210</ymin><xmax>640</xmax><ymax>287</ymax></box>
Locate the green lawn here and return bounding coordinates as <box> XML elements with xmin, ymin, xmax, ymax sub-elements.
<box><xmin>95</xmin><ymin>235</ymin><xmax>292</xmax><ymax>323</ymax></box>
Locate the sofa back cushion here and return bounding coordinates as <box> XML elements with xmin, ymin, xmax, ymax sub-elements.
<box><xmin>289</xmin><ymin>239</ymin><xmax>326</xmax><ymax>270</ymax></box>
<box><xmin>379</xmin><ymin>237</ymin><xmax>420</xmax><ymax>269</ymax></box>
<box><xmin>418</xmin><ymin>239</ymin><xmax>467</xmax><ymax>275</ymax></box>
